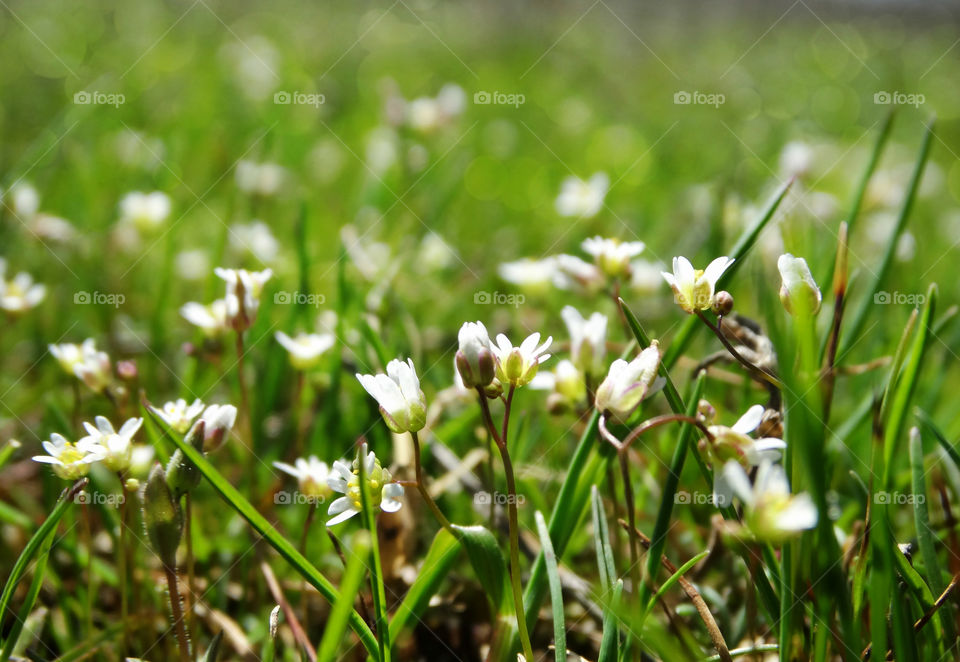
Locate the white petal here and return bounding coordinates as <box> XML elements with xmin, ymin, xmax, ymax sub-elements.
<box><xmin>732</xmin><ymin>405</ymin><xmax>765</xmax><ymax>434</ymax></box>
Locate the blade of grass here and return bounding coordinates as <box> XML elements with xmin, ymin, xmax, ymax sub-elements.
<box><xmin>534</xmin><ymin>510</ymin><xmax>566</xmax><ymax>662</ymax></box>
<box><xmin>0</xmin><ymin>528</ymin><xmax>53</xmax><ymax>660</ymax></box>
<box><xmin>597</xmin><ymin>579</ymin><xmax>623</xmax><ymax>662</ymax></box>
<box><xmin>358</xmin><ymin>445</ymin><xmax>390</xmax><ymax>662</ymax></box>
<box><xmin>389</xmin><ymin>528</ymin><xmax>459</xmax><ymax>643</ymax></box>
<box><xmin>643</xmin><ymin>550</ymin><xmax>709</xmax><ymax>616</ymax></box>
<box><xmin>909</xmin><ymin>427</ymin><xmax>946</xmax><ymax>593</ymax></box>
<box><xmin>317</xmin><ymin>532</ymin><xmax>372</xmax><ymax>662</ymax></box>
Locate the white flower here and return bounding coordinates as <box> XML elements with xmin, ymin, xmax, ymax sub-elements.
<box><xmin>30</xmin><ymin>214</ymin><xmax>76</xmax><ymax>242</ymax></box>
<box><xmin>119</xmin><ymin>191</ymin><xmax>171</xmax><ymax>232</ymax></box>
<box><xmin>215</xmin><ymin>267</ymin><xmax>272</xmax><ymax>327</ymax></box>
<box><xmin>199</xmin><ymin>404</ymin><xmax>237</xmax><ymax>451</ymax></box>
<box><xmin>661</xmin><ymin>256</ymin><xmax>734</xmax><ymax>314</ymax></box>
<box><xmin>716</xmin><ymin>460</ymin><xmax>817</xmax><ymax>543</ymax></box>
<box><xmin>9</xmin><ymin>183</ymin><xmax>39</xmax><ymax>219</ymax></box>
<box><xmin>531</xmin><ymin>359</ymin><xmax>586</xmax><ymax>410</ymax></box>
<box><xmin>497</xmin><ymin>258</ymin><xmax>559</xmax><ymax>291</ymax></box>
<box><xmin>72</xmin><ymin>341</ymin><xmax>112</xmax><ymax>393</ymax></box>
<box><xmin>555</xmin><ymin>173</ymin><xmax>609</xmax><ymax>218</ymax></box>
<box><xmin>275</xmin><ymin>331</ymin><xmax>335</xmax><ymax>370</ymax></box>
<box><xmin>229</xmin><ymin>221</ymin><xmax>280</xmax><ymax>263</ymax></box>
<box><xmin>356</xmin><ymin>358</ymin><xmax>427</xmax><ymax>434</ymax></box>
<box><xmin>176</xmin><ymin>250</ymin><xmax>210</xmax><ymax>281</ymax></box>
<box><xmin>326</xmin><ymin>444</ymin><xmax>403</xmax><ymax>526</ymax></box>
<box><xmin>594</xmin><ymin>343</ymin><xmax>664</xmax><ymax>420</ymax></box>
<box><xmin>79</xmin><ymin>416</ymin><xmax>143</xmax><ymax>473</ymax></box>
<box><xmin>274</xmin><ymin>456</ymin><xmax>331</xmax><ymax>499</ymax></box>
<box><xmin>779</xmin><ymin>141</ymin><xmax>814</xmax><ymax>180</ymax></box>
<box><xmin>49</xmin><ymin>339</ymin><xmax>96</xmax><ymax>375</ymax></box>
<box><xmin>629</xmin><ymin>259</ymin><xmax>666</xmax><ymax>294</ymax></box>
<box><xmin>235</xmin><ymin>160</ymin><xmax>285</xmax><ymax>196</ymax></box>
<box><xmin>561</xmin><ymin>306</ymin><xmax>607</xmax><ymax>378</ymax></box>
<box><xmin>552</xmin><ymin>254</ymin><xmax>605</xmax><ymax>292</ymax></box>
<box><xmin>150</xmin><ymin>398</ymin><xmax>205</xmax><ymax>434</ymax></box>
<box><xmin>180</xmin><ymin>299</ymin><xmax>229</xmax><ymax>335</ymax></box>
<box><xmin>581</xmin><ymin>236</ymin><xmax>645</xmax><ymax>278</ymax></box>
<box><xmin>703</xmin><ymin>405</ymin><xmax>787</xmax><ymax>505</ymax></box>
<box><xmin>492</xmin><ymin>332</ymin><xmax>552</xmax><ymax>388</ymax></box>
<box><xmin>404</xmin><ymin>84</ymin><xmax>465</xmax><ymax>132</ymax></box>
<box><xmin>0</xmin><ymin>260</ymin><xmax>45</xmax><ymax>313</ymax></box>
<box><xmin>455</xmin><ymin>321</ymin><xmax>495</xmax><ymax>388</ymax></box>
<box><xmin>32</xmin><ymin>433</ymin><xmax>105</xmax><ymax>480</ymax></box>
<box><xmin>777</xmin><ymin>253</ymin><xmax>821</xmax><ymax>316</ymax></box>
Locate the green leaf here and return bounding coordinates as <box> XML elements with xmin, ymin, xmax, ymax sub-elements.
<box><xmin>318</xmin><ymin>533</ymin><xmax>373</xmax><ymax>662</ymax></box>
<box><xmin>644</xmin><ymin>550</ymin><xmax>709</xmax><ymax>616</ymax></box>
<box><xmin>389</xmin><ymin>528</ymin><xmax>459</xmax><ymax>643</ymax></box>
<box><xmin>453</xmin><ymin>524</ymin><xmax>510</xmax><ymax>614</ymax></box>
<box><xmin>534</xmin><ymin>510</ymin><xmax>566</xmax><ymax>662</ymax></box>
<box><xmin>200</xmin><ymin>631</ymin><xmax>224</xmax><ymax>662</ymax></box>
<box><xmin>617</xmin><ymin>298</ymin><xmax>684</xmax><ymax>413</ymax></box>
<box><xmin>909</xmin><ymin>427</ymin><xmax>945</xmax><ymax>592</ymax></box>
<box><xmin>157</xmin><ymin>415</ymin><xmax>381</xmax><ymax>660</ymax></box>
<box><xmin>590</xmin><ymin>485</ymin><xmax>616</xmax><ymax>591</ymax></box>
<box><xmin>597</xmin><ymin>579</ymin><xmax>623</xmax><ymax>662</ymax></box>
<box><xmin>0</xmin><ymin>525</ymin><xmax>53</xmax><ymax>660</ymax></box>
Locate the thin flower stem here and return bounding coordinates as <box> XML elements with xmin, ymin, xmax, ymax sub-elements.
<box><xmin>410</xmin><ymin>431</ymin><xmax>455</xmax><ymax>534</ymax></box>
<box><xmin>185</xmin><ymin>492</ymin><xmax>196</xmax><ymax>642</ymax></box>
<box><xmin>620</xmin><ymin>414</ymin><xmax>713</xmax><ymax>452</ymax></box>
<box><xmin>163</xmin><ymin>564</ymin><xmax>192</xmax><ymax>662</ymax></box>
<box><xmin>478</xmin><ymin>385</ymin><xmax>535</xmax><ymax>662</ymax></box>
<box><xmin>618</xmin><ymin>451</ymin><xmax>641</xmax><ymax>600</ymax></box>
<box><xmin>358</xmin><ymin>448</ymin><xmax>391</xmax><ymax>662</ymax></box>
<box><xmin>696</xmin><ymin>311</ymin><xmax>783</xmax><ymax>390</ymax></box>
<box><xmin>235</xmin><ymin>330</ymin><xmax>252</xmax><ymax>435</ymax></box>
<box><xmin>116</xmin><ymin>474</ymin><xmax>129</xmax><ymax>656</ymax></box>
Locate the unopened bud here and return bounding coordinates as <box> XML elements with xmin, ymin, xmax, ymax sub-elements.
<box><xmin>117</xmin><ymin>360</ymin><xmax>138</xmax><ymax>381</ymax></box>
<box><xmin>697</xmin><ymin>399</ymin><xmax>716</xmax><ymax>423</ymax></box>
<box><xmin>712</xmin><ymin>291</ymin><xmax>734</xmax><ymax>317</ymax></box>
<box><xmin>165</xmin><ymin>420</ymin><xmax>206</xmax><ymax>498</ymax></box>
<box><xmin>141</xmin><ymin>464</ymin><xmax>183</xmax><ymax>567</ymax></box>
<box><xmin>124</xmin><ymin>478</ymin><xmax>140</xmax><ymax>492</ymax></box>
<box><xmin>483</xmin><ymin>379</ymin><xmax>503</xmax><ymax>399</ymax></box>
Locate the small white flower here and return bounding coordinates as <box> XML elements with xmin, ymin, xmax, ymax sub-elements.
<box><xmin>594</xmin><ymin>343</ymin><xmax>664</xmax><ymax>420</ymax></box>
<box><xmin>150</xmin><ymin>398</ymin><xmax>205</xmax><ymax>434</ymax></box>
<box><xmin>629</xmin><ymin>259</ymin><xmax>666</xmax><ymax>294</ymax></box>
<box><xmin>9</xmin><ymin>183</ymin><xmax>40</xmax><ymax>219</ymax></box>
<box><xmin>455</xmin><ymin>321</ymin><xmax>495</xmax><ymax>388</ymax></box>
<box><xmin>777</xmin><ymin>253</ymin><xmax>821</xmax><ymax>316</ymax></box>
<box><xmin>561</xmin><ymin>306</ymin><xmax>607</xmax><ymax>378</ymax></box>
<box><xmin>229</xmin><ymin>221</ymin><xmax>280</xmax><ymax>263</ymax></box>
<box><xmin>33</xmin><ymin>433</ymin><xmax>105</xmax><ymax>480</ymax></box>
<box><xmin>215</xmin><ymin>267</ymin><xmax>272</xmax><ymax>327</ymax></box>
<box><xmin>404</xmin><ymin>84</ymin><xmax>465</xmax><ymax>132</ymax></box>
<box><xmin>200</xmin><ymin>404</ymin><xmax>238</xmax><ymax>451</ymax></box>
<box><xmin>49</xmin><ymin>339</ymin><xmax>96</xmax><ymax>375</ymax></box>
<box><xmin>779</xmin><ymin>141</ymin><xmax>814</xmax><ymax>180</ymax></box>
<box><xmin>703</xmin><ymin>405</ymin><xmax>787</xmax><ymax>505</ymax></box>
<box><xmin>119</xmin><ymin>191</ymin><xmax>171</xmax><ymax>232</ymax></box>
<box><xmin>717</xmin><ymin>460</ymin><xmax>817</xmax><ymax>543</ymax></box>
<box><xmin>71</xmin><ymin>341</ymin><xmax>112</xmax><ymax>393</ymax></box>
<box><xmin>581</xmin><ymin>236</ymin><xmax>645</xmax><ymax>278</ymax></box>
<box><xmin>552</xmin><ymin>254</ymin><xmax>605</xmax><ymax>292</ymax></box>
<box><xmin>0</xmin><ymin>260</ymin><xmax>45</xmax><ymax>313</ymax></box>
<box><xmin>30</xmin><ymin>214</ymin><xmax>76</xmax><ymax>242</ymax></box>
<box><xmin>275</xmin><ymin>331</ymin><xmax>335</xmax><ymax>370</ymax></box>
<box><xmin>356</xmin><ymin>358</ymin><xmax>427</xmax><ymax>434</ymax></box>
<box><xmin>326</xmin><ymin>444</ymin><xmax>403</xmax><ymax>526</ymax></box>
<box><xmin>497</xmin><ymin>258</ymin><xmax>559</xmax><ymax>291</ymax></box>
<box><xmin>176</xmin><ymin>250</ymin><xmax>211</xmax><ymax>281</ymax></box>
<box><xmin>79</xmin><ymin>416</ymin><xmax>143</xmax><ymax>473</ymax></box>
<box><xmin>661</xmin><ymin>255</ymin><xmax>734</xmax><ymax>314</ymax></box>
<box><xmin>274</xmin><ymin>456</ymin><xmax>331</xmax><ymax>499</ymax></box>
<box><xmin>235</xmin><ymin>160</ymin><xmax>285</xmax><ymax>196</ymax></box>
<box><xmin>492</xmin><ymin>332</ymin><xmax>552</xmax><ymax>388</ymax></box>
<box><xmin>555</xmin><ymin>173</ymin><xmax>609</xmax><ymax>218</ymax></box>
<box><xmin>180</xmin><ymin>299</ymin><xmax>229</xmax><ymax>336</ymax></box>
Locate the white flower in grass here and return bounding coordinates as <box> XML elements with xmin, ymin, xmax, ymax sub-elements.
<box><xmin>455</xmin><ymin>321</ymin><xmax>495</xmax><ymax>388</ymax></box>
<box><xmin>150</xmin><ymin>398</ymin><xmax>205</xmax><ymax>434</ymax></box>
<box><xmin>199</xmin><ymin>404</ymin><xmax>238</xmax><ymax>451</ymax></box>
<box><xmin>702</xmin><ymin>405</ymin><xmax>786</xmax><ymax>505</ymax></box>
<box><xmin>492</xmin><ymin>332</ymin><xmax>552</xmax><ymax>388</ymax></box>
<box><xmin>716</xmin><ymin>460</ymin><xmax>817</xmax><ymax>543</ymax></box>
<box><xmin>561</xmin><ymin>306</ymin><xmax>607</xmax><ymax>378</ymax></box>
<box><xmin>230</xmin><ymin>221</ymin><xmax>280</xmax><ymax>263</ymax></box>
<box><xmin>581</xmin><ymin>237</ymin><xmax>646</xmax><ymax>278</ymax></box>
<box><xmin>0</xmin><ymin>260</ymin><xmax>45</xmax><ymax>313</ymax></box>
<box><xmin>72</xmin><ymin>341</ymin><xmax>112</xmax><ymax>394</ymax></box>
<box><xmin>555</xmin><ymin>173</ymin><xmax>609</xmax><ymax>218</ymax></box>
<box><xmin>49</xmin><ymin>339</ymin><xmax>97</xmax><ymax>376</ymax></box>
<box><xmin>119</xmin><ymin>191</ymin><xmax>171</xmax><ymax>232</ymax></box>
<box><xmin>235</xmin><ymin>160</ymin><xmax>285</xmax><ymax>196</ymax></box>
<box><xmin>779</xmin><ymin>141</ymin><xmax>814</xmax><ymax>180</ymax></box>
<box><xmin>9</xmin><ymin>183</ymin><xmax>39</xmax><ymax>219</ymax></box>
<box><xmin>777</xmin><ymin>253</ymin><xmax>821</xmax><ymax>316</ymax></box>
<box><xmin>552</xmin><ymin>254</ymin><xmax>605</xmax><ymax>292</ymax></box>
<box><xmin>33</xmin><ymin>433</ymin><xmax>105</xmax><ymax>480</ymax></box>
<box><xmin>80</xmin><ymin>416</ymin><xmax>143</xmax><ymax>473</ymax></box>
<box><xmin>275</xmin><ymin>331</ymin><xmax>335</xmax><ymax>370</ymax></box>
<box><xmin>497</xmin><ymin>257</ymin><xmax>559</xmax><ymax>291</ymax></box>
<box><xmin>594</xmin><ymin>343</ymin><xmax>664</xmax><ymax>420</ymax></box>
<box><xmin>326</xmin><ymin>444</ymin><xmax>403</xmax><ymax>526</ymax></box>
<box><xmin>357</xmin><ymin>359</ymin><xmax>427</xmax><ymax>434</ymax></box>
<box><xmin>180</xmin><ymin>299</ymin><xmax>229</xmax><ymax>336</ymax></box>
<box><xmin>629</xmin><ymin>259</ymin><xmax>666</xmax><ymax>294</ymax></box>
<box><xmin>274</xmin><ymin>456</ymin><xmax>331</xmax><ymax>499</ymax></box>
<box><xmin>215</xmin><ymin>267</ymin><xmax>272</xmax><ymax>328</ymax></box>
<box><xmin>661</xmin><ymin>255</ymin><xmax>734</xmax><ymax>314</ymax></box>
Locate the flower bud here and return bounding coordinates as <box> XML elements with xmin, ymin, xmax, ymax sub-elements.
<box><xmin>483</xmin><ymin>379</ymin><xmax>503</xmax><ymax>399</ymax></box>
<box><xmin>595</xmin><ymin>341</ymin><xmax>663</xmax><ymax>420</ymax></box>
<box><xmin>165</xmin><ymin>420</ymin><xmax>205</xmax><ymax>498</ymax></box>
<box><xmin>141</xmin><ymin>464</ymin><xmax>183</xmax><ymax>567</ymax></box>
<box><xmin>201</xmin><ymin>404</ymin><xmax>237</xmax><ymax>452</ymax></box>
<box><xmin>777</xmin><ymin>254</ymin><xmax>821</xmax><ymax>316</ymax></box>
<box><xmin>456</xmin><ymin>322</ymin><xmax>495</xmax><ymax>388</ymax></box>
<box><xmin>712</xmin><ymin>291</ymin><xmax>734</xmax><ymax>317</ymax></box>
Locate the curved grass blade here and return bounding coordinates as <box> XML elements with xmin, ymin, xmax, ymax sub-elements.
<box><xmin>643</xmin><ymin>550</ymin><xmax>709</xmax><ymax>616</ymax></box>
<box><xmin>534</xmin><ymin>510</ymin><xmax>566</xmax><ymax>662</ymax></box>
<box><xmin>617</xmin><ymin>298</ymin><xmax>684</xmax><ymax>413</ymax></box>
<box><xmin>909</xmin><ymin>427</ymin><xmax>946</xmax><ymax>593</ymax></box>
<box><xmin>663</xmin><ymin>177</ymin><xmax>794</xmax><ymax>369</ymax></box>
<box><xmin>453</xmin><ymin>524</ymin><xmax>510</xmax><ymax>614</ymax></box>
<box><xmin>0</xmin><ymin>529</ymin><xmax>53</xmax><ymax>661</ymax></box>
<box><xmin>160</xmin><ymin>422</ymin><xmax>381</xmax><ymax>660</ymax></box>
<box><xmin>318</xmin><ymin>533</ymin><xmax>372</xmax><ymax>662</ymax></box>
<box><xmin>597</xmin><ymin>579</ymin><xmax>623</xmax><ymax>662</ymax></box>
<box><xmin>389</xmin><ymin>528</ymin><xmax>459</xmax><ymax>643</ymax></box>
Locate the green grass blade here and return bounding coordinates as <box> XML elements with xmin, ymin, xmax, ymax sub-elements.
<box><xmin>317</xmin><ymin>533</ymin><xmax>372</xmax><ymax>662</ymax></box>
<box><xmin>389</xmin><ymin>528</ymin><xmax>459</xmax><ymax>643</ymax></box>
<box><xmin>597</xmin><ymin>579</ymin><xmax>623</xmax><ymax>662</ymax></box>
<box><xmin>0</xmin><ymin>527</ymin><xmax>53</xmax><ymax>661</ymax></box>
<box><xmin>916</xmin><ymin>409</ymin><xmax>960</xmax><ymax>468</ymax></box>
<box><xmin>643</xmin><ymin>550</ymin><xmax>709</xmax><ymax>616</ymax></box>
<box><xmin>838</xmin><ymin>119</ymin><xmax>935</xmax><ymax>360</ymax></box>
<box><xmin>0</xmin><ymin>440</ymin><xmax>19</xmax><ymax>471</ymax></box>
<box><xmin>159</xmin><ymin>418</ymin><xmax>381</xmax><ymax>660</ymax></box>
<box><xmin>663</xmin><ymin>177</ymin><xmax>794</xmax><ymax>369</ymax></box>
<box><xmin>534</xmin><ymin>510</ymin><xmax>566</xmax><ymax>662</ymax></box>
<box><xmin>909</xmin><ymin>427</ymin><xmax>946</xmax><ymax>593</ymax></box>
<box><xmin>358</xmin><ymin>446</ymin><xmax>390</xmax><ymax>662</ymax></box>
<box><xmin>453</xmin><ymin>524</ymin><xmax>510</xmax><ymax>614</ymax></box>
<box><xmin>618</xmin><ymin>298</ymin><xmax>684</xmax><ymax>413</ymax></box>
